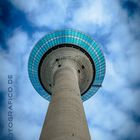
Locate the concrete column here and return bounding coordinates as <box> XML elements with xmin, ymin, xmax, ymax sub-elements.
<box><xmin>39</xmin><ymin>67</ymin><xmax>91</xmax><ymax>140</ymax></box>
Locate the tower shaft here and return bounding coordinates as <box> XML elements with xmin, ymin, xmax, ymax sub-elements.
<box><xmin>40</xmin><ymin>67</ymin><xmax>91</xmax><ymax>140</ymax></box>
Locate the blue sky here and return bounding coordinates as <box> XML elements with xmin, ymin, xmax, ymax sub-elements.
<box><xmin>0</xmin><ymin>0</ymin><xmax>140</xmax><ymax>140</ymax></box>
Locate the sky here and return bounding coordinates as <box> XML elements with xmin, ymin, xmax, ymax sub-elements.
<box><xmin>0</xmin><ymin>0</ymin><xmax>140</xmax><ymax>140</ymax></box>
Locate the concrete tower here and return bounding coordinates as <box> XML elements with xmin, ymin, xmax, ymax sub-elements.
<box><xmin>28</xmin><ymin>29</ymin><xmax>105</xmax><ymax>140</ymax></box>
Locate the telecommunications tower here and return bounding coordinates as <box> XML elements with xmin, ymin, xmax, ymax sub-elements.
<box><xmin>28</xmin><ymin>29</ymin><xmax>105</xmax><ymax>140</ymax></box>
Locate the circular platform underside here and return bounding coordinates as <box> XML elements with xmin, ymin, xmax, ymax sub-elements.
<box><xmin>28</xmin><ymin>29</ymin><xmax>105</xmax><ymax>101</ymax></box>
<box><xmin>39</xmin><ymin>44</ymin><xmax>95</xmax><ymax>95</ymax></box>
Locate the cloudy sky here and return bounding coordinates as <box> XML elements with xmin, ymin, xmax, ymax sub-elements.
<box><xmin>0</xmin><ymin>0</ymin><xmax>140</xmax><ymax>140</ymax></box>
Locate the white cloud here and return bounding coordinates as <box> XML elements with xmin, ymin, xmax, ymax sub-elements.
<box><xmin>1</xmin><ymin>29</ymin><xmax>49</xmax><ymax>139</ymax></box>
<box><xmin>91</xmin><ymin>127</ymin><xmax>117</xmax><ymax>140</ymax></box>
<box><xmin>11</xmin><ymin>0</ymin><xmax>71</xmax><ymax>28</ymax></box>
<box><xmin>13</xmin><ymin>120</ymin><xmax>41</xmax><ymax>140</ymax></box>
<box><xmin>70</xmin><ymin>0</ymin><xmax>113</xmax><ymax>31</ymax></box>
<box><xmin>10</xmin><ymin>0</ymin><xmax>39</xmax><ymax>13</ymax></box>
<box><xmin>0</xmin><ymin>50</ymin><xmax>16</xmax><ymax>92</ymax></box>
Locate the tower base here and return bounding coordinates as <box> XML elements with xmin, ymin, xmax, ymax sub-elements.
<box><xmin>39</xmin><ymin>67</ymin><xmax>91</xmax><ymax>140</ymax></box>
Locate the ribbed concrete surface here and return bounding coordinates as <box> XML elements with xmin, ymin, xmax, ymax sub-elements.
<box><xmin>39</xmin><ymin>67</ymin><xmax>91</xmax><ymax>140</ymax></box>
